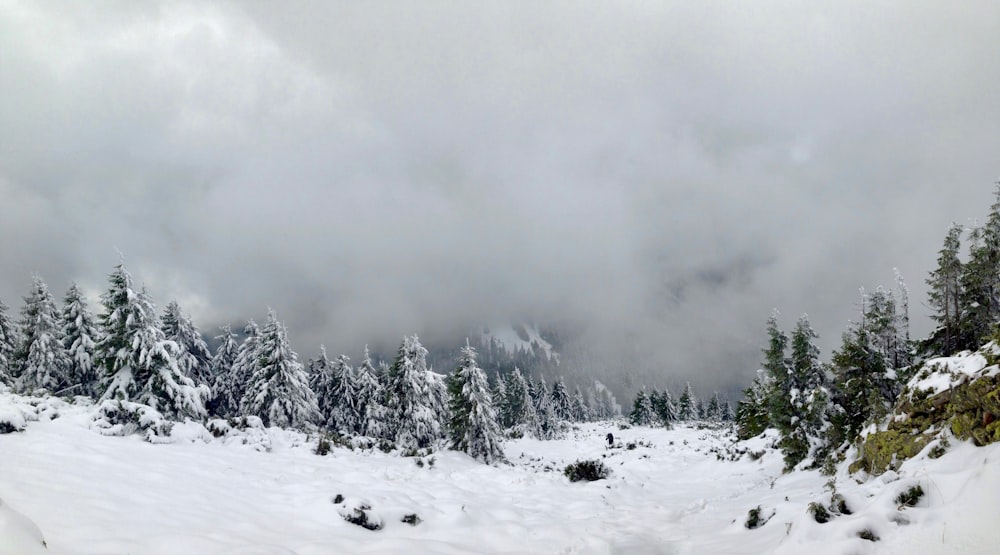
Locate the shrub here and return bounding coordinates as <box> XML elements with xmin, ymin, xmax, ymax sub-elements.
<box><xmin>745</xmin><ymin>506</ymin><xmax>770</xmax><ymax>529</ymax></box>
<box><xmin>342</xmin><ymin>505</ymin><xmax>382</xmax><ymax>531</ymax></box>
<box><xmin>315</xmin><ymin>437</ymin><xmax>331</xmax><ymax>456</ymax></box>
<box><xmin>401</xmin><ymin>513</ymin><xmax>421</xmax><ymax>526</ymax></box>
<box><xmin>808</xmin><ymin>502</ymin><xmax>831</xmax><ymax>524</ymax></box>
<box><xmin>564</xmin><ymin>459</ymin><xmax>610</xmax><ymax>482</ymax></box>
<box><xmin>895</xmin><ymin>485</ymin><xmax>924</xmax><ymax>508</ymax></box>
<box><xmin>830</xmin><ymin>494</ymin><xmax>851</xmax><ymax>515</ymax></box>
<box><xmin>857</xmin><ymin>529</ymin><xmax>880</xmax><ymax>542</ymax></box>
<box><xmin>333</xmin><ymin>494</ymin><xmax>344</xmax><ymax>504</ymax></box>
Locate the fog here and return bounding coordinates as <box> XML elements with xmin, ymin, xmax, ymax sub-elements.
<box><xmin>2</xmin><ymin>1</ymin><xmax>999</xmax><ymax>395</ymax></box>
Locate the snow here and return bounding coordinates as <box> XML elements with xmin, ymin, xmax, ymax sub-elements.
<box><xmin>482</xmin><ymin>323</ymin><xmax>558</xmax><ymax>362</ymax></box>
<box><xmin>910</xmin><ymin>347</ymin><xmax>1000</xmax><ymax>396</ymax></box>
<box><xmin>1</xmin><ymin>391</ymin><xmax>999</xmax><ymax>554</ymax></box>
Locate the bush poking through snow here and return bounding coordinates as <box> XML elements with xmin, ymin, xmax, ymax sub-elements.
<box><xmin>315</xmin><ymin>437</ymin><xmax>331</xmax><ymax>456</ymax></box>
<box><xmin>857</xmin><ymin>528</ymin><xmax>880</xmax><ymax>542</ymax></box>
<box><xmin>895</xmin><ymin>484</ymin><xmax>924</xmax><ymax>508</ymax></box>
<box><xmin>830</xmin><ymin>493</ymin><xmax>851</xmax><ymax>515</ymax></box>
<box><xmin>745</xmin><ymin>506</ymin><xmax>773</xmax><ymax>529</ymax></box>
<box><xmin>564</xmin><ymin>459</ymin><xmax>610</xmax><ymax>482</ymax></box>
<box><xmin>401</xmin><ymin>513</ymin><xmax>421</xmax><ymax>526</ymax></box>
<box><xmin>808</xmin><ymin>502</ymin><xmax>831</xmax><ymax>524</ymax></box>
<box><xmin>91</xmin><ymin>399</ymin><xmax>173</xmax><ymax>441</ymax></box>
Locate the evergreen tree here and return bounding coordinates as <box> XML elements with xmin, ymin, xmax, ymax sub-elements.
<box><xmin>677</xmin><ymin>382</ymin><xmax>696</xmax><ymax>421</ymax></box>
<box><xmin>651</xmin><ymin>386</ymin><xmax>677</xmax><ymax>424</ymax></box>
<box><xmin>628</xmin><ymin>387</ymin><xmax>656</xmax><ymax>426</ymax></box>
<box><xmin>533</xmin><ymin>375</ymin><xmax>560</xmax><ymax>439</ymax></box>
<box><xmin>925</xmin><ymin>223</ymin><xmax>964</xmax><ymax>355</ymax></box>
<box><xmin>500</xmin><ymin>367</ymin><xmax>538</xmax><ymax>434</ymax></box>
<box><xmin>240</xmin><ymin>309</ymin><xmax>319</xmax><ymax>429</ymax></box>
<box><xmin>706</xmin><ymin>392</ymin><xmax>722</xmax><ymax>421</ymax></box>
<box><xmin>550</xmin><ymin>377</ymin><xmax>572</xmax><ymax>420</ymax></box>
<box><xmin>330</xmin><ymin>354</ymin><xmax>362</xmax><ymax>434</ymax></box>
<box><xmin>385</xmin><ymin>335</ymin><xmax>442</xmax><ymax>449</ymax></box>
<box><xmin>571</xmin><ymin>385</ymin><xmax>590</xmax><ymax>422</ymax></box>
<box><xmin>207</xmin><ymin>325</ymin><xmax>240</xmax><ymax>416</ymax></box>
<box><xmin>17</xmin><ymin>276</ymin><xmax>71</xmax><ymax>394</ymax></box>
<box><xmin>959</xmin><ymin>186</ymin><xmax>1000</xmax><ymax>348</ymax></box>
<box><xmin>95</xmin><ymin>265</ymin><xmax>208</xmax><ymax>419</ymax></box>
<box><xmin>780</xmin><ymin>315</ymin><xmax>829</xmax><ymax>468</ymax></box>
<box><xmin>307</xmin><ymin>346</ymin><xmax>337</xmax><ymax>426</ymax></box>
<box><xmin>215</xmin><ymin>320</ymin><xmax>259</xmax><ymax>417</ymax></box>
<box><xmin>61</xmin><ymin>283</ymin><xmax>100</xmax><ymax>397</ymax></box>
<box><xmin>0</xmin><ymin>299</ymin><xmax>18</xmax><ymax>386</ymax></box>
<box><xmin>355</xmin><ymin>346</ymin><xmax>390</xmax><ymax>439</ymax></box>
<box><xmin>735</xmin><ymin>370</ymin><xmax>771</xmax><ymax>440</ymax></box>
<box><xmin>161</xmin><ymin>301</ymin><xmax>212</xmax><ymax>387</ymax></box>
<box><xmin>427</xmin><ymin>370</ymin><xmax>451</xmax><ymax>439</ymax></box>
<box><xmin>762</xmin><ymin>311</ymin><xmax>792</xmax><ymax>432</ymax></box>
<box><xmin>447</xmin><ymin>342</ymin><xmax>505</xmax><ymax>464</ymax></box>
<box><xmin>721</xmin><ymin>400</ymin><xmax>734</xmax><ymax>422</ymax></box>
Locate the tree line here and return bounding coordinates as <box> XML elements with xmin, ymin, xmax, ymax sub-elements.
<box><xmin>0</xmin><ymin>263</ymin><xmax>619</xmax><ymax>465</ymax></box>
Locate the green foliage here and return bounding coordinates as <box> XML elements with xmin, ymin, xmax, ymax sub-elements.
<box><xmin>857</xmin><ymin>529</ymin><xmax>880</xmax><ymax>542</ymax></box>
<box><xmin>563</xmin><ymin>459</ymin><xmax>609</xmax><ymax>482</ymax></box>
<box><xmin>895</xmin><ymin>485</ymin><xmax>924</xmax><ymax>508</ymax></box>
<box><xmin>808</xmin><ymin>502</ymin><xmax>830</xmax><ymax>524</ymax></box>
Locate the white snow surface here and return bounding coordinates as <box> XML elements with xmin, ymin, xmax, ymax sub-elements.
<box><xmin>911</xmin><ymin>344</ymin><xmax>1000</xmax><ymax>397</ymax></box>
<box><xmin>1</xmin><ymin>392</ymin><xmax>999</xmax><ymax>554</ymax></box>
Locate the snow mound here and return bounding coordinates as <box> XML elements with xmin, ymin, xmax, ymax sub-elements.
<box><xmin>911</xmin><ymin>344</ymin><xmax>1000</xmax><ymax>397</ymax></box>
<box><xmin>0</xmin><ymin>497</ymin><xmax>47</xmax><ymax>555</ymax></box>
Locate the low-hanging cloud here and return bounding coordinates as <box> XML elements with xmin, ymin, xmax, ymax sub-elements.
<box><xmin>2</xmin><ymin>1</ymin><xmax>999</xmax><ymax>397</ymax></box>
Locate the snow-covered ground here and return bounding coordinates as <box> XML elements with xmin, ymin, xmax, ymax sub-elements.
<box><xmin>1</xmin><ymin>395</ymin><xmax>998</xmax><ymax>554</ymax></box>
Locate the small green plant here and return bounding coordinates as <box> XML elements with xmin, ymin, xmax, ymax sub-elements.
<box><xmin>748</xmin><ymin>450</ymin><xmax>765</xmax><ymax>461</ymax></box>
<box><xmin>895</xmin><ymin>485</ymin><xmax>924</xmax><ymax>508</ymax></box>
<box><xmin>745</xmin><ymin>506</ymin><xmax>767</xmax><ymax>529</ymax></box>
<box><xmin>401</xmin><ymin>513</ymin><xmax>421</xmax><ymax>526</ymax></box>
<box><xmin>564</xmin><ymin>459</ymin><xmax>610</xmax><ymax>482</ymax></box>
<box><xmin>857</xmin><ymin>528</ymin><xmax>880</xmax><ymax>542</ymax></box>
<box><xmin>808</xmin><ymin>502</ymin><xmax>831</xmax><ymax>524</ymax></box>
<box><xmin>315</xmin><ymin>437</ymin><xmax>331</xmax><ymax>456</ymax></box>
<box><xmin>333</xmin><ymin>494</ymin><xmax>344</xmax><ymax>504</ymax></box>
<box><xmin>830</xmin><ymin>493</ymin><xmax>851</xmax><ymax>515</ymax></box>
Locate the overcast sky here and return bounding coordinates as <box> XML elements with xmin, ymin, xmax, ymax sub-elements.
<box><xmin>2</xmin><ymin>1</ymin><xmax>999</xmax><ymax>394</ymax></box>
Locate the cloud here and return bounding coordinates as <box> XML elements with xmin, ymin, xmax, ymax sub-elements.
<box><xmin>1</xmin><ymin>1</ymin><xmax>999</xmax><ymax>397</ymax></box>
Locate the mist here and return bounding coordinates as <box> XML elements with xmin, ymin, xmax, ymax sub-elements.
<box><xmin>2</xmin><ymin>1</ymin><xmax>999</xmax><ymax>397</ymax></box>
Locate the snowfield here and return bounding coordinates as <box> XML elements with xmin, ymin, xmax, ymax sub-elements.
<box><xmin>1</xmin><ymin>393</ymin><xmax>998</xmax><ymax>555</ymax></box>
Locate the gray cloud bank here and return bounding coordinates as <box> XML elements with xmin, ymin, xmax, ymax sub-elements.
<box><xmin>2</xmin><ymin>1</ymin><xmax>999</xmax><ymax>395</ymax></box>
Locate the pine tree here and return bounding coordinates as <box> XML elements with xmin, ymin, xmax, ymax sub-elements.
<box><xmin>628</xmin><ymin>388</ymin><xmax>656</xmax><ymax>426</ymax></box>
<box><xmin>0</xmin><ymin>299</ymin><xmax>18</xmax><ymax>386</ymax></box>
<box><xmin>721</xmin><ymin>400</ymin><xmax>734</xmax><ymax>422</ymax></box>
<box><xmin>447</xmin><ymin>342</ymin><xmax>505</xmax><ymax>464</ymax></box>
<box><xmin>215</xmin><ymin>320</ymin><xmax>259</xmax><ymax>417</ymax></box>
<box><xmin>780</xmin><ymin>315</ymin><xmax>829</xmax><ymax>468</ymax></box>
<box><xmin>17</xmin><ymin>276</ymin><xmax>71</xmax><ymax>394</ymax></box>
<box><xmin>651</xmin><ymin>386</ymin><xmax>677</xmax><ymax>424</ymax></box>
<box><xmin>161</xmin><ymin>301</ymin><xmax>212</xmax><ymax>387</ymax></box>
<box><xmin>427</xmin><ymin>370</ymin><xmax>451</xmax><ymax>440</ymax></box>
<box><xmin>762</xmin><ymin>311</ymin><xmax>792</xmax><ymax>432</ymax></box>
<box><xmin>735</xmin><ymin>370</ymin><xmax>771</xmax><ymax>440</ymax></box>
<box><xmin>706</xmin><ymin>392</ymin><xmax>722</xmax><ymax>421</ymax></box>
<box><xmin>500</xmin><ymin>367</ymin><xmax>538</xmax><ymax>435</ymax></box>
<box><xmin>550</xmin><ymin>377</ymin><xmax>572</xmax><ymax>420</ymax></box>
<box><xmin>677</xmin><ymin>382</ymin><xmax>696</xmax><ymax>421</ymax></box>
<box><xmin>60</xmin><ymin>283</ymin><xmax>100</xmax><ymax>397</ymax></box>
<box><xmin>533</xmin><ymin>375</ymin><xmax>560</xmax><ymax>439</ymax></box>
<box><xmin>330</xmin><ymin>354</ymin><xmax>362</xmax><ymax>434</ymax></box>
<box><xmin>207</xmin><ymin>325</ymin><xmax>240</xmax><ymax>415</ymax></box>
<box><xmin>355</xmin><ymin>346</ymin><xmax>390</xmax><ymax>439</ymax></box>
<box><xmin>925</xmin><ymin>224</ymin><xmax>964</xmax><ymax>355</ymax></box>
<box><xmin>95</xmin><ymin>265</ymin><xmax>208</xmax><ymax>419</ymax></box>
<box><xmin>960</xmin><ymin>185</ymin><xmax>1000</xmax><ymax>348</ymax></box>
<box><xmin>571</xmin><ymin>385</ymin><xmax>590</xmax><ymax>422</ymax></box>
<box><xmin>308</xmin><ymin>346</ymin><xmax>339</xmax><ymax>426</ymax></box>
<box><xmin>239</xmin><ymin>309</ymin><xmax>319</xmax><ymax>429</ymax></box>
<box><xmin>385</xmin><ymin>335</ymin><xmax>442</xmax><ymax>449</ymax></box>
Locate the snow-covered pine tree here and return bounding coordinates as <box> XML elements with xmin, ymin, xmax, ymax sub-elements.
<box><xmin>0</xmin><ymin>299</ymin><xmax>17</xmax><ymax>386</ymax></box>
<box><xmin>628</xmin><ymin>387</ymin><xmax>656</xmax><ymax>426</ymax></box>
<box><xmin>651</xmin><ymin>386</ymin><xmax>677</xmax><ymax>425</ymax></box>
<box><xmin>500</xmin><ymin>367</ymin><xmax>538</xmax><ymax>435</ymax></box>
<box><xmin>959</xmin><ymin>186</ymin><xmax>1000</xmax><ymax>348</ymax></box>
<box><xmin>706</xmin><ymin>392</ymin><xmax>722</xmax><ymax>421</ymax></box>
<box><xmin>533</xmin><ymin>375</ymin><xmax>560</xmax><ymax>439</ymax></box>
<box><xmin>330</xmin><ymin>354</ymin><xmax>362</xmax><ymax>434</ymax></box>
<box><xmin>925</xmin><ymin>223</ymin><xmax>964</xmax><ymax>355</ymax></box>
<box><xmin>214</xmin><ymin>320</ymin><xmax>259</xmax><ymax>417</ymax></box>
<box><xmin>780</xmin><ymin>315</ymin><xmax>830</xmax><ymax>468</ymax></box>
<box><xmin>427</xmin><ymin>369</ymin><xmax>450</xmax><ymax>440</ymax></box>
<box><xmin>308</xmin><ymin>346</ymin><xmax>339</xmax><ymax>427</ymax></box>
<box><xmin>721</xmin><ymin>400</ymin><xmax>734</xmax><ymax>421</ymax></box>
<box><xmin>571</xmin><ymin>385</ymin><xmax>590</xmax><ymax>422</ymax></box>
<box><xmin>95</xmin><ymin>265</ymin><xmax>208</xmax><ymax>419</ymax></box>
<box><xmin>16</xmin><ymin>276</ymin><xmax>71</xmax><ymax>394</ymax></box>
<box><xmin>735</xmin><ymin>369</ymin><xmax>772</xmax><ymax>440</ymax></box>
<box><xmin>355</xmin><ymin>346</ymin><xmax>390</xmax><ymax>439</ymax></box>
<box><xmin>385</xmin><ymin>335</ymin><xmax>442</xmax><ymax>449</ymax></box>
<box><xmin>61</xmin><ymin>283</ymin><xmax>100</xmax><ymax>397</ymax></box>
<box><xmin>207</xmin><ymin>325</ymin><xmax>240</xmax><ymax>415</ymax></box>
<box><xmin>550</xmin><ymin>377</ymin><xmax>572</xmax><ymax>420</ymax></box>
<box><xmin>492</xmin><ymin>371</ymin><xmax>508</xmax><ymax>417</ymax></box>
<box><xmin>677</xmin><ymin>382</ymin><xmax>696</xmax><ymax>421</ymax></box>
<box><xmin>161</xmin><ymin>301</ymin><xmax>213</xmax><ymax>387</ymax></box>
<box><xmin>762</xmin><ymin>312</ymin><xmax>792</xmax><ymax>430</ymax></box>
<box><xmin>239</xmin><ymin>310</ymin><xmax>319</xmax><ymax>429</ymax></box>
<box><xmin>447</xmin><ymin>342</ymin><xmax>505</xmax><ymax>464</ymax></box>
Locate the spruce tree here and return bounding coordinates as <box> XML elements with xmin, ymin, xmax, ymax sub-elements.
<box><xmin>735</xmin><ymin>370</ymin><xmax>771</xmax><ymax>440</ymax></box>
<box><xmin>959</xmin><ymin>185</ymin><xmax>1000</xmax><ymax>348</ymax></box>
<box><xmin>571</xmin><ymin>385</ymin><xmax>590</xmax><ymax>422</ymax></box>
<box><xmin>533</xmin><ymin>375</ymin><xmax>560</xmax><ymax>439</ymax></box>
<box><xmin>651</xmin><ymin>386</ymin><xmax>677</xmax><ymax>425</ymax></box>
<box><xmin>706</xmin><ymin>393</ymin><xmax>722</xmax><ymax>421</ymax></box>
<box><xmin>385</xmin><ymin>335</ymin><xmax>442</xmax><ymax>449</ymax></box>
<box><xmin>447</xmin><ymin>342</ymin><xmax>505</xmax><ymax>464</ymax></box>
<box><xmin>781</xmin><ymin>315</ymin><xmax>829</xmax><ymax>468</ymax></box>
<box><xmin>161</xmin><ymin>301</ymin><xmax>212</xmax><ymax>387</ymax></box>
<box><xmin>215</xmin><ymin>320</ymin><xmax>258</xmax><ymax>417</ymax></box>
<box><xmin>628</xmin><ymin>388</ymin><xmax>656</xmax><ymax>426</ymax></box>
<box><xmin>95</xmin><ymin>265</ymin><xmax>208</xmax><ymax>419</ymax></box>
<box><xmin>61</xmin><ymin>283</ymin><xmax>100</xmax><ymax>397</ymax></box>
<box><xmin>17</xmin><ymin>276</ymin><xmax>71</xmax><ymax>394</ymax></box>
<box><xmin>0</xmin><ymin>299</ymin><xmax>18</xmax><ymax>386</ymax></box>
<box><xmin>762</xmin><ymin>312</ymin><xmax>792</xmax><ymax>432</ymax></box>
<box><xmin>677</xmin><ymin>382</ymin><xmax>696</xmax><ymax>421</ymax></box>
<box><xmin>550</xmin><ymin>377</ymin><xmax>572</xmax><ymax>420</ymax></box>
<box><xmin>500</xmin><ymin>367</ymin><xmax>538</xmax><ymax>435</ymax></box>
<box><xmin>355</xmin><ymin>346</ymin><xmax>390</xmax><ymax>439</ymax></box>
<box><xmin>330</xmin><ymin>354</ymin><xmax>362</xmax><ymax>434</ymax></box>
<box><xmin>307</xmin><ymin>346</ymin><xmax>339</xmax><ymax>427</ymax></box>
<box><xmin>239</xmin><ymin>309</ymin><xmax>319</xmax><ymax>429</ymax></box>
<box><xmin>207</xmin><ymin>325</ymin><xmax>240</xmax><ymax>416</ymax></box>
<box><xmin>925</xmin><ymin>224</ymin><xmax>964</xmax><ymax>355</ymax></box>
